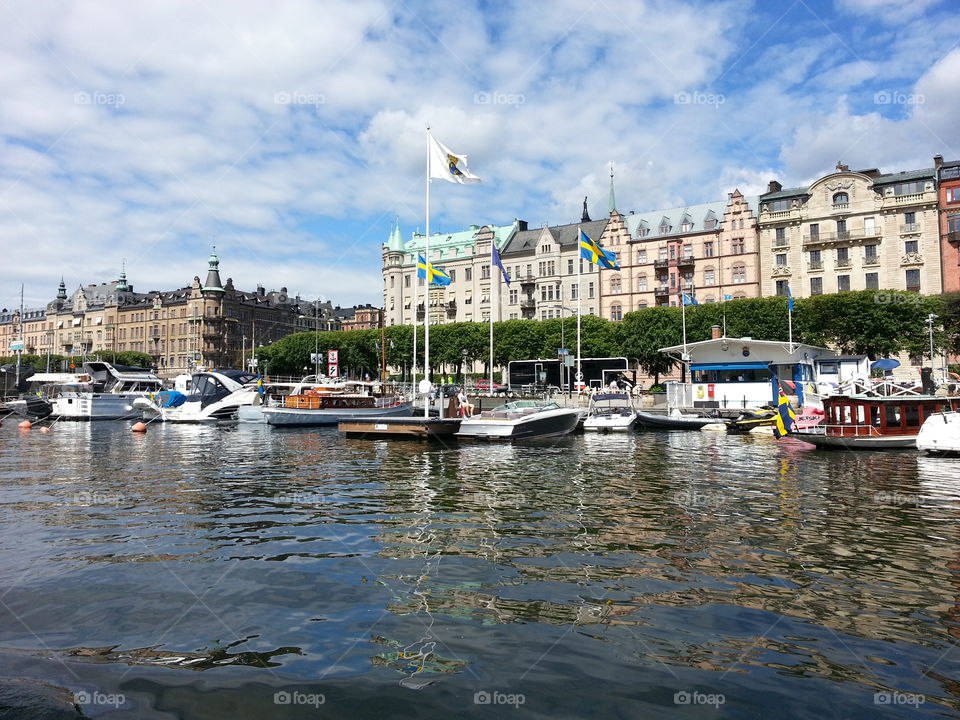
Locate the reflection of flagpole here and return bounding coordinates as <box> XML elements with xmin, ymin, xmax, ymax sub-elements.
<box><xmin>576</xmin><ymin>226</ymin><xmax>582</xmax><ymax>390</ymax></box>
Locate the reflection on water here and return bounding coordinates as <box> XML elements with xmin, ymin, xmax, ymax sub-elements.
<box><xmin>1</xmin><ymin>422</ymin><xmax>960</xmax><ymax>717</ymax></box>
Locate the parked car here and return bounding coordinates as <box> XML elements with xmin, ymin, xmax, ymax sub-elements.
<box><xmin>433</xmin><ymin>384</ymin><xmax>461</xmax><ymax>398</ymax></box>
<box><xmin>473</xmin><ymin>379</ymin><xmax>509</xmax><ymax>394</ymax></box>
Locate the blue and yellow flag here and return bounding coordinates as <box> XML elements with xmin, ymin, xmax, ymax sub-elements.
<box><xmin>256</xmin><ymin>376</ymin><xmax>265</xmax><ymax>399</ymax></box>
<box><xmin>579</xmin><ymin>230</ymin><xmax>619</xmax><ymax>270</ymax></box>
<box><xmin>417</xmin><ymin>254</ymin><xmax>452</xmax><ymax>286</ymax></box>
<box><xmin>773</xmin><ymin>384</ymin><xmax>797</xmax><ymax>439</ymax></box>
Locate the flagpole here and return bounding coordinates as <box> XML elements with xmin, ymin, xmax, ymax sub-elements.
<box><xmin>489</xmin><ymin>257</ymin><xmax>494</xmax><ymax>393</ymax></box>
<box><xmin>424</xmin><ymin>126</ymin><xmax>432</xmax><ymax>418</ymax></box>
<box><xmin>787</xmin><ymin>296</ymin><xmax>794</xmax><ymax>353</ymax></box>
<box><xmin>576</xmin><ymin>226</ymin><xmax>582</xmax><ymax>393</ymax></box>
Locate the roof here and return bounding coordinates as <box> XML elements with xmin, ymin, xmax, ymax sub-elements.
<box><xmin>400</xmin><ymin>221</ymin><xmax>520</xmax><ymax>261</ymax></box>
<box><xmin>501</xmin><ymin>218</ymin><xmax>609</xmax><ymax>254</ymax></box>
<box><xmin>760</xmin><ymin>186</ymin><xmax>808</xmax><ymax>201</ymax></box>
<box><xmin>819</xmin><ymin>355</ymin><xmax>868</xmax><ymax>363</ymax></box>
<box><xmin>870</xmin><ymin>167</ymin><xmax>935</xmax><ymax>186</ymax></box>
<box><xmin>658</xmin><ymin>336</ymin><xmax>831</xmax><ymax>354</ymax></box>
<box><xmin>761</xmin><ymin>167</ymin><xmax>936</xmax><ymax>200</ymax></box>
<box><xmin>624</xmin><ymin>196</ymin><xmax>757</xmax><ymax>239</ymax></box>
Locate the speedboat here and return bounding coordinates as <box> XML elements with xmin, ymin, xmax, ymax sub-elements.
<box><xmin>1</xmin><ymin>371</ymin><xmax>90</xmax><ymax>420</ymax></box>
<box><xmin>917</xmin><ymin>411</ymin><xmax>960</xmax><ymax>455</ymax></box>
<box><xmin>49</xmin><ymin>362</ymin><xmax>164</xmax><ymax>420</ymax></box>
<box><xmin>582</xmin><ymin>392</ymin><xmax>637</xmax><ymax>433</ymax></box>
<box><xmin>635</xmin><ymin>408</ymin><xmax>724</xmax><ymax>430</ymax></box>
<box><xmin>133</xmin><ymin>369</ymin><xmax>260</xmax><ymax>422</ymax></box>
<box><xmin>455</xmin><ymin>400</ymin><xmax>580</xmax><ymax>440</ymax></box>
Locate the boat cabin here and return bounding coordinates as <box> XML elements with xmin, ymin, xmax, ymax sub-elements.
<box><xmin>822</xmin><ymin>395</ymin><xmax>960</xmax><ymax>438</ymax></box>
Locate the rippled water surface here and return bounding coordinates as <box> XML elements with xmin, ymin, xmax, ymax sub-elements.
<box><xmin>2</xmin><ymin>421</ymin><xmax>960</xmax><ymax>718</ymax></box>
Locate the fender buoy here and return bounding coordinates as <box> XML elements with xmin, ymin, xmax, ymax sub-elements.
<box><xmin>131</xmin><ymin>422</ymin><xmax>147</xmax><ymax>433</ymax></box>
<box><xmin>18</xmin><ymin>420</ymin><xmax>31</xmax><ymax>430</ymax></box>
<box><xmin>40</xmin><ymin>426</ymin><xmax>50</xmax><ymax>433</ymax></box>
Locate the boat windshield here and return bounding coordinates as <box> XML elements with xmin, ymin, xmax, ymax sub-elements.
<box><xmin>490</xmin><ymin>400</ymin><xmax>559</xmax><ymax>413</ymax></box>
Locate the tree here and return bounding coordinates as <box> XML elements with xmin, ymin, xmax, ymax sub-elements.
<box><xmin>618</xmin><ymin>307</ymin><xmax>681</xmax><ymax>384</ymax></box>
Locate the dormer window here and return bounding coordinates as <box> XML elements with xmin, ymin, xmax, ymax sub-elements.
<box><xmin>680</xmin><ymin>222</ymin><xmax>693</xmax><ymax>232</ymax></box>
<box><xmin>659</xmin><ymin>223</ymin><xmax>671</xmax><ymax>234</ymax></box>
<box><xmin>833</xmin><ymin>192</ymin><xmax>849</xmax><ymax>206</ymax></box>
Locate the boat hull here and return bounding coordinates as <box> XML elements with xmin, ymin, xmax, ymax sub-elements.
<box><xmin>263</xmin><ymin>402</ymin><xmax>413</xmax><ymax>427</ymax></box>
<box><xmin>793</xmin><ymin>432</ymin><xmax>917</xmax><ymax>450</ymax></box>
<box><xmin>635</xmin><ymin>410</ymin><xmax>724</xmax><ymax>430</ymax></box>
<box><xmin>50</xmin><ymin>393</ymin><xmax>149</xmax><ymax>420</ymax></box>
<box><xmin>582</xmin><ymin>414</ymin><xmax>637</xmax><ymax>432</ymax></box>
<box><xmin>917</xmin><ymin>412</ymin><xmax>960</xmax><ymax>455</ymax></box>
<box><xmin>457</xmin><ymin>408</ymin><xmax>580</xmax><ymax>440</ymax></box>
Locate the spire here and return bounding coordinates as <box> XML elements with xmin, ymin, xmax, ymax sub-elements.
<box><xmin>581</xmin><ymin>196</ymin><xmax>591</xmax><ymax>223</ymax></box>
<box><xmin>202</xmin><ymin>245</ymin><xmax>224</xmax><ymax>292</ymax></box>
<box><xmin>57</xmin><ymin>277</ymin><xmax>67</xmax><ymax>300</ymax></box>
<box><xmin>386</xmin><ymin>216</ymin><xmax>404</xmax><ymax>252</ymax></box>
<box><xmin>608</xmin><ymin>162</ymin><xmax>617</xmax><ymax>214</ymax></box>
<box><xmin>116</xmin><ymin>259</ymin><xmax>129</xmax><ymax>292</ymax></box>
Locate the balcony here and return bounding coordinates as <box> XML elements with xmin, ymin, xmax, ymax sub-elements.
<box><xmin>520</xmin><ymin>298</ymin><xmax>536</xmax><ymax>309</ymax></box>
<box><xmin>653</xmin><ymin>258</ymin><xmax>669</xmax><ymax>268</ymax></box>
<box><xmin>772</xmin><ymin>239</ymin><xmax>789</xmax><ymax>249</ymax></box>
<box><xmin>654</xmin><ymin>286</ymin><xmax>671</xmax><ymax>299</ymax></box>
<box><xmin>836</xmin><ymin>258</ymin><xmax>852</xmax><ymax>268</ymax></box>
<box><xmin>808</xmin><ymin>260</ymin><xmax>823</xmax><ymax>271</ymax></box>
<box><xmin>947</xmin><ymin>231</ymin><xmax>960</xmax><ymax>247</ymax></box>
<box><xmin>677</xmin><ymin>255</ymin><xmax>695</xmax><ymax>267</ymax></box>
<box><xmin>863</xmin><ymin>255</ymin><xmax>880</xmax><ymax>266</ymax></box>
<box><xmin>900</xmin><ymin>223</ymin><xmax>921</xmax><ymax>235</ymax></box>
<box><xmin>832</xmin><ymin>202</ymin><xmax>849</xmax><ymax>212</ymax></box>
<box><xmin>887</xmin><ymin>192</ymin><xmax>927</xmax><ymax>206</ymax></box>
<box><xmin>803</xmin><ymin>230</ymin><xmax>862</xmax><ymax>245</ymax></box>
<box><xmin>445</xmin><ymin>300</ymin><xmax>456</xmax><ymax>317</ymax></box>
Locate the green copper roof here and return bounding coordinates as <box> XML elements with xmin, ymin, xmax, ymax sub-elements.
<box><xmin>385</xmin><ymin>216</ymin><xmax>404</xmax><ymax>252</ymax></box>
<box><xmin>396</xmin><ymin>220</ymin><xmax>521</xmax><ymax>265</ymax></box>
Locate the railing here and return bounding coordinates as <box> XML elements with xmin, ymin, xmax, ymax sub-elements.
<box><xmin>889</xmin><ymin>193</ymin><xmax>926</xmax><ymax>204</ymax></box>
<box><xmin>863</xmin><ymin>255</ymin><xmax>880</xmax><ymax>266</ymax></box>
<box><xmin>808</xmin><ymin>261</ymin><xmax>823</xmax><ymax>270</ymax></box>
<box><xmin>677</xmin><ymin>255</ymin><xmax>695</xmax><ymax>265</ymax></box>
<box><xmin>832</xmin><ymin>202</ymin><xmax>849</xmax><ymax>211</ymax></box>
<box><xmin>772</xmin><ymin>239</ymin><xmax>789</xmax><ymax>248</ymax></box>
<box><xmin>803</xmin><ymin>230</ymin><xmax>871</xmax><ymax>244</ymax></box>
<box><xmin>836</xmin><ymin>257</ymin><xmax>851</xmax><ymax>268</ymax></box>
<box><xmin>520</xmin><ymin>299</ymin><xmax>536</xmax><ymax>309</ymax></box>
<box><xmin>900</xmin><ymin>223</ymin><xmax>921</xmax><ymax>234</ymax></box>
<box><xmin>653</xmin><ymin>259</ymin><xmax>669</xmax><ymax>268</ymax></box>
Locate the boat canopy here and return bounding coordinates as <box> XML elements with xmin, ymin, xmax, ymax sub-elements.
<box><xmin>691</xmin><ymin>362</ymin><xmax>768</xmax><ymax>371</ymax></box>
<box><xmin>592</xmin><ymin>393</ymin><xmax>630</xmax><ymax>402</ymax></box>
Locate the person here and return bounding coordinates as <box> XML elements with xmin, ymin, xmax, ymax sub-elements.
<box><xmin>920</xmin><ymin>367</ymin><xmax>936</xmax><ymax>395</ymax></box>
<box><xmin>457</xmin><ymin>388</ymin><xmax>474</xmax><ymax>417</ymax></box>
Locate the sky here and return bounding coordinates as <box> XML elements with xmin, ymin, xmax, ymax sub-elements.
<box><xmin>1</xmin><ymin>0</ymin><xmax>958</xmax><ymax>312</ymax></box>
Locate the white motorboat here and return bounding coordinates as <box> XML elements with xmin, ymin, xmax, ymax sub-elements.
<box><xmin>582</xmin><ymin>392</ymin><xmax>637</xmax><ymax>433</ymax></box>
<box><xmin>134</xmin><ymin>369</ymin><xmax>261</xmax><ymax>422</ymax></box>
<box><xmin>456</xmin><ymin>400</ymin><xmax>580</xmax><ymax>440</ymax></box>
<box><xmin>917</xmin><ymin>411</ymin><xmax>960</xmax><ymax>456</ymax></box>
<box><xmin>49</xmin><ymin>362</ymin><xmax>163</xmax><ymax>420</ymax></box>
<box><xmin>1</xmin><ymin>371</ymin><xmax>90</xmax><ymax>419</ymax></box>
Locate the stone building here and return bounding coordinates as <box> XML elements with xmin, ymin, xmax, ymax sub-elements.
<box><xmin>337</xmin><ymin>303</ymin><xmax>383</xmax><ymax>331</ymax></box>
<box><xmin>936</xmin><ymin>155</ymin><xmax>960</xmax><ymax>293</ymax></box>
<box><xmin>757</xmin><ymin>162</ymin><xmax>942</xmax><ymax>298</ymax></box>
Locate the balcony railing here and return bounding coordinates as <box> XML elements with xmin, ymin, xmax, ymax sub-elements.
<box><xmin>677</xmin><ymin>255</ymin><xmax>695</xmax><ymax>265</ymax></box>
<box><xmin>900</xmin><ymin>223</ymin><xmax>921</xmax><ymax>234</ymax></box>
<box><xmin>772</xmin><ymin>238</ymin><xmax>789</xmax><ymax>248</ymax></box>
<box><xmin>947</xmin><ymin>231</ymin><xmax>960</xmax><ymax>246</ymax></box>
<box><xmin>863</xmin><ymin>255</ymin><xmax>880</xmax><ymax>266</ymax></box>
<box><xmin>653</xmin><ymin>259</ymin><xmax>669</xmax><ymax>268</ymax></box>
<box><xmin>520</xmin><ymin>299</ymin><xmax>536</xmax><ymax>309</ymax></box>
<box><xmin>889</xmin><ymin>192</ymin><xmax>926</xmax><ymax>205</ymax></box>
<box><xmin>836</xmin><ymin>258</ymin><xmax>852</xmax><ymax>268</ymax></box>
<box><xmin>832</xmin><ymin>202</ymin><xmax>849</xmax><ymax>211</ymax></box>
<box><xmin>803</xmin><ymin>230</ymin><xmax>862</xmax><ymax>244</ymax></box>
<box><xmin>654</xmin><ymin>286</ymin><xmax>670</xmax><ymax>296</ymax></box>
<box><xmin>808</xmin><ymin>260</ymin><xmax>823</xmax><ymax>270</ymax></box>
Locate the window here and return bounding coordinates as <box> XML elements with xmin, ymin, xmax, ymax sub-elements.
<box><xmin>480</xmin><ymin>265</ymin><xmax>490</xmax><ymax>279</ymax></box>
<box><xmin>637</xmin><ymin>276</ymin><xmax>647</xmax><ymax>291</ymax></box>
<box><xmin>808</xmin><ymin>223</ymin><xmax>819</xmax><ymax>240</ymax></box>
<box><xmin>864</xmin><ymin>217</ymin><xmax>876</xmax><ymax>235</ymax></box>
<box><xmin>775</xmin><ymin>253</ymin><xmax>787</xmax><ymax>266</ymax></box>
<box><xmin>669</xmin><ymin>245</ymin><xmax>676</xmax><ymax>260</ymax></box>
<box><xmin>808</xmin><ymin>249</ymin><xmax>822</xmax><ymax>267</ymax></box>
<box><xmin>836</xmin><ymin>246</ymin><xmax>849</xmax><ymax>261</ymax></box>
<box><xmin>865</xmin><ymin>272</ymin><xmax>879</xmax><ymax>290</ymax></box>
<box><xmin>588</xmin><ymin>282</ymin><xmax>595</xmax><ymax>299</ymax></box>
<box><xmin>732</xmin><ymin>265</ymin><xmax>746</xmax><ymax>283</ymax></box>
<box><xmin>571</xmin><ymin>283</ymin><xmax>579</xmax><ymax>300</ymax></box>
<box><xmin>810</xmin><ymin>277</ymin><xmax>823</xmax><ymax>295</ymax></box>
<box><xmin>670</xmin><ymin>272</ymin><xmax>676</xmax><ymax>288</ymax></box>
<box><xmin>775</xmin><ymin>280</ymin><xmax>788</xmax><ymax>296</ymax></box>
<box><xmin>905</xmin><ymin>269</ymin><xmax>920</xmax><ymax>291</ymax></box>
<box><xmin>837</xmin><ymin>275</ymin><xmax>850</xmax><ymax>292</ymax></box>
<box><xmin>448</xmin><ymin>269</ymin><xmax>456</xmax><ymax>282</ymax></box>
<box><xmin>864</xmin><ymin>244</ymin><xmax>878</xmax><ymax>259</ymax></box>
<box><xmin>658</xmin><ymin>247</ymin><xmax>668</xmax><ymax>261</ymax></box>
<box><xmin>904</xmin><ymin>211</ymin><xmax>916</xmax><ymax>224</ymax></box>
<box><xmin>465</xmin><ymin>268</ymin><xmax>472</xmax><ymax>281</ymax></box>
<box><xmin>390</xmin><ymin>276</ymin><xmax>395</xmax><ymax>288</ymax></box>
<box><xmin>611</xmin><ymin>304</ymin><xmax>622</xmax><ymax>321</ymax></box>
<box><xmin>704</xmin><ymin>269</ymin><xmax>715</xmax><ymax>285</ymax></box>
<box><xmin>905</xmin><ymin>240</ymin><xmax>918</xmax><ymax>254</ymax></box>
<box><xmin>659</xmin><ymin>222</ymin><xmax>671</xmax><ymax>234</ymax></box>
<box><xmin>637</xmin><ymin>301</ymin><xmax>648</xmax><ymax>309</ymax></box>
<box><xmin>836</xmin><ymin>219</ymin><xmax>847</xmax><ymax>237</ymax></box>
<box><xmin>637</xmin><ymin>249</ymin><xmax>647</xmax><ymax>264</ymax></box>
<box><xmin>509</xmin><ymin>289</ymin><xmax>518</xmax><ymax>304</ymax></box>
<box><xmin>774</xmin><ymin>227</ymin><xmax>785</xmax><ymax>244</ymax></box>
<box><xmin>894</xmin><ymin>181</ymin><xmax>925</xmax><ymax>196</ymax></box>
<box><xmin>947</xmin><ymin>188</ymin><xmax>960</xmax><ymax>204</ymax></box>
<box><xmin>636</xmin><ymin>225</ymin><xmax>650</xmax><ymax>238</ymax></box>
<box><xmin>731</xmin><ymin>238</ymin><xmax>745</xmax><ymax>254</ymax></box>
<box><xmin>703</xmin><ymin>242</ymin><xmax>714</xmax><ymax>257</ymax></box>
<box><xmin>610</xmin><ymin>277</ymin><xmax>621</xmax><ymax>293</ymax></box>
<box><xmin>682</xmin><ymin>244</ymin><xmax>693</xmax><ymax>259</ymax></box>
<box><xmin>832</xmin><ymin>192</ymin><xmax>849</xmax><ymax>205</ymax></box>
<box><xmin>949</xmin><ymin>215</ymin><xmax>960</xmax><ymax>233</ymax></box>
<box><xmin>567</xmin><ymin>259</ymin><xmax>575</xmax><ymax>274</ymax></box>
<box><xmin>680</xmin><ymin>221</ymin><xmax>693</xmax><ymax>232</ymax></box>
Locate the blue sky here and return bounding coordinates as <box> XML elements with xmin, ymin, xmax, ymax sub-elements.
<box><xmin>0</xmin><ymin>0</ymin><xmax>957</xmax><ymax>311</ymax></box>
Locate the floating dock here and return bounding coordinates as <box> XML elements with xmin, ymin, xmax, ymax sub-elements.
<box><xmin>339</xmin><ymin>417</ymin><xmax>462</xmax><ymax>439</ymax></box>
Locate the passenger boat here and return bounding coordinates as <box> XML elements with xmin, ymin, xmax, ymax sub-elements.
<box><xmin>916</xmin><ymin>411</ymin><xmax>960</xmax><ymax>456</ymax></box>
<box><xmin>635</xmin><ymin>408</ymin><xmax>724</xmax><ymax>430</ymax></box>
<box><xmin>262</xmin><ymin>384</ymin><xmax>412</xmax><ymax>427</ymax></box>
<box><xmin>49</xmin><ymin>361</ymin><xmax>164</xmax><ymax>420</ymax></box>
<box><xmin>133</xmin><ymin>369</ymin><xmax>260</xmax><ymax>422</ymax></box>
<box><xmin>793</xmin><ymin>394</ymin><xmax>960</xmax><ymax>450</ymax></box>
<box><xmin>582</xmin><ymin>392</ymin><xmax>638</xmax><ymax>433</ymax></box>
<box><xmin>456</xmin><ymin>400</ymin><xmax>580</xmax><ymax>440</ymax></box>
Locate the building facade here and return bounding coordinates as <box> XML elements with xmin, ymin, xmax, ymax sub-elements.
<box><xmin>601</xmin><ymin>190</ymin><xmax>760</xmax><ymax>319</ymax></box>
<box><xmin>338</xmin><ymin>303</ymin><xmax>383</xmax><ymax>331</ymax></box>
<box><xmin>757</xmin><ymin>162</ymin><xmax>942</xmax><ymax>298</ymax></box>
<box><xmin>936</xmin><ymin>155</ymin><xmax>960</xmax><ymax>293</ymax></box>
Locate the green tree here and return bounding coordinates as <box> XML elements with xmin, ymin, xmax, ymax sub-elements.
<box><xmin>618</xmin><ymin>307</ymin><xmax>682</xmax><ymax>384</ymax></box>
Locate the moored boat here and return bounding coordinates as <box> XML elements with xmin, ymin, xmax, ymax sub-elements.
<box><xmin>726</xmin><ymin>407</ymin><xmax>778</xmax><ymax>433</ymax></box>
<box><xmin>133</xmin><ymin>369</ymin><xmax>260</xmax><ymax>422</ymax></box>
<box><xmin>456</xmin><ymin>400</ymin><xmax>580</xmax><ymax>440</ymax></box>
<box><xmin>916</xmin><ymin>411</ymin><xmax>960</xmax><ymax>456</ymax></box>
<box><xmin>582</xmin><ymin>392</ymin><xmax>638</xmax><ymax>433</ymax></box>
<box><xmin>263</xmin><ymin>392</ymin><xmax>412</xmax><ymax>426</ymax></box>
<box><xmin>49</xmin><ymin>362</ymin><xmax>163</xmax><ymax>421</ymax></box>
<box><xmin>635</xmin><ymin>408</ymin><xmax>724</xmax><ymax>430</ymax></box>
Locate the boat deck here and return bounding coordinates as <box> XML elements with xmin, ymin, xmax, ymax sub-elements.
<box><xmin>339</xmin><ymin>417</ymin><xmax>462</xmax><ymax>439</ymax></box>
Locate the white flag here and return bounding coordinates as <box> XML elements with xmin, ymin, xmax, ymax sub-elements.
<box><xmin>428</xmin><ymin>135</ymin><xmax>481</xmax><ymax>184</ymax></box>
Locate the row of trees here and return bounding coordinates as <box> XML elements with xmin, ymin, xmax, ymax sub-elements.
<box><xmin>252</xmin><ymin>290</ymin><xmax>960</xmax><ymax>381</ymax></box>
<box><xmin>0</xmin><ymin>351</ymin><xmax>156</xmax><ymax>371</ymax></box>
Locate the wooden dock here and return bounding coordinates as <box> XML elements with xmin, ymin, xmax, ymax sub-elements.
<box><xmin>339</xmin><ymin>417</ymin><xmax>462</xmax><ymax>439</ymax></box>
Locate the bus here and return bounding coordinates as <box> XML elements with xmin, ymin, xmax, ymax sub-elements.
<box><xmin>507</xmin><ymin>357</ymin><xmax>631</xmax><ymax>393</ymax></box>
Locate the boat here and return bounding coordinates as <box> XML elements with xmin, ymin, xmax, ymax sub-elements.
<box><xmin>0</xmin><ymin>371</ymin><xmax>90</xmax><ymax>420</ymax></box>
<box><xmin>635</xmin><ymin>408</ymin><xmax>724</xmax><ymax>430</ymax></box>
<box><xmin>726</xmin><ymin>407</ymin><xmax>778</xmax><ymax>433</ymax></box>
<box><xmin>582</xmin><ymin>392</ymin><xmax>638</xmax><ymax>433</ymax></box>
<box><xmin>48</xmin><ymin>362</ymin><xmax>164</xmax><ymax>420</ymax></box>
<box><xmin>917</xmin><ymin>411</ymin><xmax>960</xmax><ymax>456</ymax></box>
<box><xmin>455</xmin><ymin>400</ymin><xmax>580</xmax><ymax>440</ymax></box>
<box><xmin>263</xmin><ymin>383</ymin><xmax>412</xmax><ymax>427</ymax></box>
<box><xmin>793</xmin><ymin>394</ymin><xmax>960</xmax><ymax>450</ymax></box>
<box><xmin>133</xmin><ymin>369</ymin><xmax>261</xmax><ymax>422</ymax></box>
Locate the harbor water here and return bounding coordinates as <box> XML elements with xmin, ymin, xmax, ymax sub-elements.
<box><xmin>2</xmin><ymin>421</ymin><xmax>960</xmax><ymax>718</ymax></box>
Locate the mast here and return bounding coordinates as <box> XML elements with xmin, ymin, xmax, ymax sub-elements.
<box><xmin>15</xmin><ymin>284</ymin><xmax>23</xmax><ymax>384</ymax></box>
<box><xmin>576</xmin><ymin>227</ymin><xmax>582</xmax><ymax>392</ymax></box>
<box><xmin>424</xmin><ymin>126</ymin><xmax>432</xmax><ymax>417</ymax></box>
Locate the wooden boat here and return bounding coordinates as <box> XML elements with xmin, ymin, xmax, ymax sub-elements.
<box><xmin>263</xmin><ymin>391</ymin><xmax>412</xmax><ymax>426</ymax></box>
<box><xmin>793</xmin><ymin>394</ymin><xmax>960</xmax><ymax>450</ymax></box>
<box><xmin>635</xmin><ymin>409</ymin><xmax>724</xmax><ymax>430</ymax></box>
<box><xmin>339</xmin><ymin>417</ymin><xmax>462</xmax><ymax>439</ymax></box>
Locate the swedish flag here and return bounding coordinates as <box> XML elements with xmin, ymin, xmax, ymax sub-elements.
<box><xmin>256</xmin><ymin>376</ymin><xmax>265</xmax><ymax>399</ymax></box>
<box><xmin>579</xmin><ymin>230</ymin><xmax>619</xmax><ymax>270</ymax></box>
<box><xmin>773</xmin><ymin>384</ymin><xmax>797</xmax><ymax>439</ymax></box>
<box><xmin>417</xmin><ymin>254</ymin><xmax>452</xmax><ymax>286</ymax></box>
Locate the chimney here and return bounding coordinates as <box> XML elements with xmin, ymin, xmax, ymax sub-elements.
<box><xmin>767</xmin><ymin>180</ymin><xmax>782</xmax><ymax>193</ymax></box>
<box><xmin>711</xmin><ymin>324</ymin><xmax>722</xmax><ymax>340</ymax></box>
<box><xmin>516</xmin><ymin>219</ymin><xmax>528</xmax><ymax>231</ymax></box>
<box><xmin>836</xmin><ymin>161</ymin><xmax>849</xmax><ymax>172</ymax></box>
<box><xmin>934</xmin><ymin>154</ymin><xmax>944</xmax><ymax>168</ymax></box>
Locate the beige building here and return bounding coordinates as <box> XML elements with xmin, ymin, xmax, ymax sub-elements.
<box><xmin>600</xmin><ymin>190</ymin><xmax>761</xmax><ymax>318</ymax></box>
<box><xmin>757</xmin><ymin>162</ymin><xmax>941</xmax><ymax>297</ymax></box>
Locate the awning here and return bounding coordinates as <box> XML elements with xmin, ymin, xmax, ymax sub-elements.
<box><xmin>691</xmin><ymin>362</ymin><xmax>768</xmax><ymax>372</ymax></box>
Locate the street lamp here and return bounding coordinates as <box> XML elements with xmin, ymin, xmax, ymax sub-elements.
<box><xmin>927</xmin><ymin>313</ymin><xmax>938</xmax><ymax>378</ymax></box>
<box><xmin>461</xmin><ymin>348</ymin><xmax>469</xmax><ymax>389</ymax></box>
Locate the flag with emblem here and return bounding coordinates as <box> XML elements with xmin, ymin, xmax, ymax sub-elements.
<box><xmin>579</xmin><ymin>229</ymin><xmax>619</xmax><ymax>270</ymax></box>
<box><xmin>773</xmin><ymin>383</ymin><xmax>797</xmax><ymax>439</ymax></box>
<box><xmin>428</xmin><ymin>136</ymin><xmax>481</xmax><ymax>184</ymax></box>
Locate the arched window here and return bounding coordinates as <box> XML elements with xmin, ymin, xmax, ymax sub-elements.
<box><xmin>610</xmin><ymin>304</ymin><xmax>623</xmax><ymax>321</ymax></box>
<box><xmin>833</xmin><ymin>192</ymin><xmax>849</xmax><ymax>206</ymax></box>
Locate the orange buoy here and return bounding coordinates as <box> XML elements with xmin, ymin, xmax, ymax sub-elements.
<box><xmin>131</xmin><ymin>422</ymin><xmax>147</xmax><ymax>433</ymax></box>
<box><xmin>39</xmin><ymin>426</ymin><xmax>50</xmax><ymax>433</ymax></box>
<box><xmin>18</xmin><ymin>420</ymin><xmax>32</xmax><ymax>430</ymax></box>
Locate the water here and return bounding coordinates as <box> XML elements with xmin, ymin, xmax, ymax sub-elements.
<box><xmin>2</xmin><ymin>421</ymin><xmax>960</xmax><ymax>718</ymax></box>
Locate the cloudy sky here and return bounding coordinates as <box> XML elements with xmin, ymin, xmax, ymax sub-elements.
<box><xmin>1</xmin><ymin>0</ymin><xmax>958</xmax><ymax>311</ymax></box>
